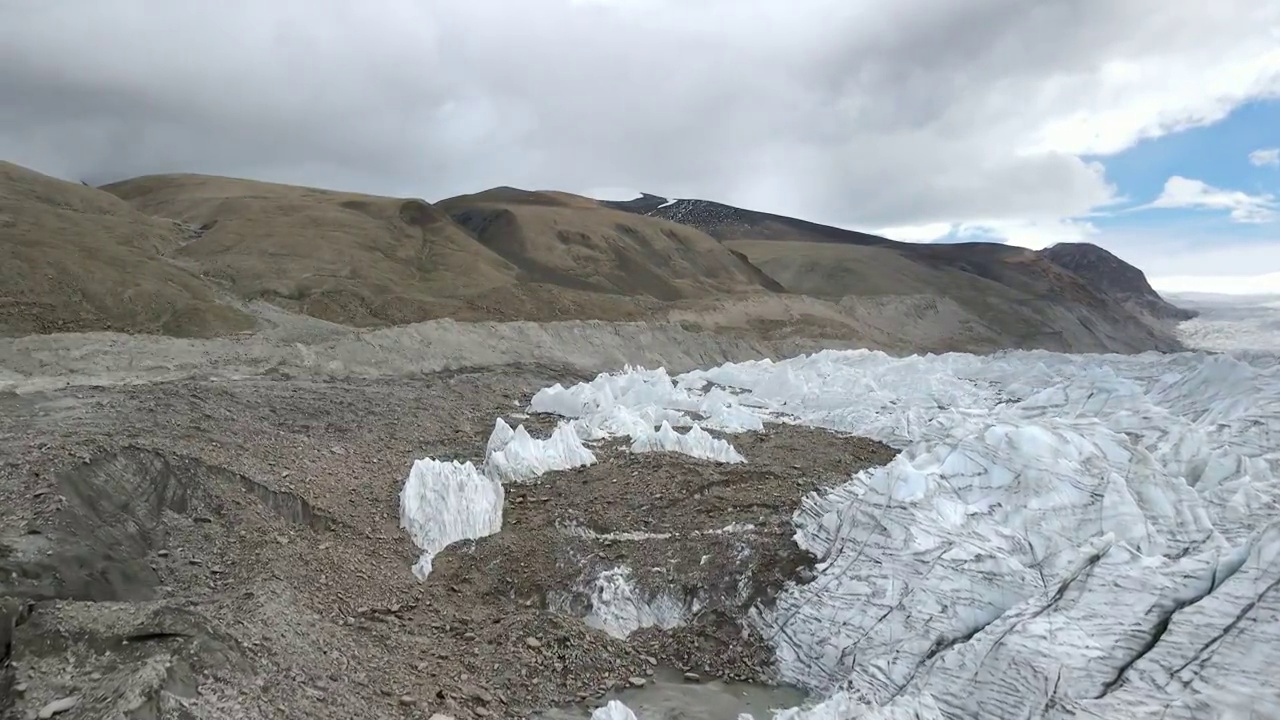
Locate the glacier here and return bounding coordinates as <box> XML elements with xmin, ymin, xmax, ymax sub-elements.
<box><xmin>397</xmin><ymin>339</ymin><xmax>1279</xmax><ymax>718</ymax></box>
<box><xmin>1168</xmin><ymin>293</ymin><xmax>1280</xmax><ymax>353</ymax></box>
<box><xmin>521</xmin><ymin>348</ymin><xmax>1279</xmax><ymax>719</ymax></box>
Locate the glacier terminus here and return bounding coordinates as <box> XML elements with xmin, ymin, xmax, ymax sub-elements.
<box><xmin>402</xmin><ymin>343</ymin><xmax>1279</xmax><ymax>720</ymax></box>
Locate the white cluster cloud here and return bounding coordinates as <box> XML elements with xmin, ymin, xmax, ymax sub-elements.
<box><xmin>878</xmin><ymin>218</ymin><xmax>1108</xmax><ymax>250</ymax></box>
<box><xmin>871</xmin><ymin>222</ymin><xmax>955</xmax><ymax>243</ymax></box>
<box><xmin>1</xmin><ymin>0</ymin><xmax>1278</xmax><ymax>238</ymax></box>
<box><xmin>1152</xmin><ymin>271</ymin><xmax>1280</xmax><ymax>295</ymax></box>
<box><xmin>958</xmin><ymin>218</ymin><xmax>1104</xmax><ymax>250</ymax></box>
<box><xmin>1148</xmin><ymin>176</ymin><xmax>1278</xmax><ymax>224</ymax></box>
<box><xmin>1250</xmin><ymin>147</ymin><xmax>1280</xmax><ymax>168</ymax></box>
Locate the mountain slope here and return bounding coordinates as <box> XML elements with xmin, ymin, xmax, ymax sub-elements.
<box><xmin>608</xmin><ymin>196</ymin><xmax>1188</xmax><ymax>353</ymax></box>
<box><xmin>0</xmin><ymin>162</ymin><xmax>255</xmax><ymax>337</ymax></box>
<box><xmin>102</xmin><ymin>174</ymin><xmax>521</xmax><ymax>327</ymax></box>
<box><xmin>1038</xmin><ymin>242</ymin><xmax>1196</xmax><ymax>321</ymax></box>
<box><xmin>438</xmin><ymin>188</ymin><xmax>783</xmax><ymax>300</ymax></box>
<box><xmin>726</xmin><ymin>240</ymin><xmax>1179</xmax><ymax>353</ymax></box>
<box><xmin>1</xmin><ymin>160</ymin><xmax>1188</xmax><ymax>354</ymax></box>
<box><xmin>604</xmin><ymin>195</ymin><xmax>892</xmax><ymax>246</ymax></box>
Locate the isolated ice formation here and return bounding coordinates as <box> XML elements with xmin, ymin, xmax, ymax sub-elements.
<box><xmin>582</xmin><ymin>567</ymin><xmax>693</xmax><ymax>639</ymax></box>
<box><xmin>527</xmin><ymin>348</ymin><xmax>1280</xmax><ymax>719</ymax></box>
<box><xmin>484</xmin><ymin>418</ymin><xmax>597</xmax><ymax>483</ymax></box>
<box><xmin>630</xmin><ymin>420</ymin><xmax>746</xmax><ymax>463</ymax></box>
<box><xmin>529</xmin><ymin>366</ymin><xmax>753</xmax><ymax>462</ymax></box>
<box><xmin>590</xmin><ymin>700</ymin><xmax>639</xmax><ymax>720</ymax></box>
<box><xmin>398</xmin><ymin>459</ymin><xmax>505</xmax><ymax>579</ymax></box>
<box><xmin>531</xmin><ymin>366</ymin><xmax>767</xmax><ymax>433</ymax></box>
<box><xmin>561</xmin><ymin>520</ymin><xmax>757</xmax><ymax>543</ymax></box>
<box><xmin>485</xmin><ymin>416</ymin><xmax>517</xmax><ymax>458</ymax></box>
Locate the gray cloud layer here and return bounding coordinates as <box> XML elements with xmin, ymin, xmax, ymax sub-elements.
<box><xmin>2</xmin><ymin>0</ymin><xmax>1278</xmax><ymax>230</ymax></box>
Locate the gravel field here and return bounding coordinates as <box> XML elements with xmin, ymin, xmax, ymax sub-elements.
<box><xmin>1</xmin><ymin>364</ymin><xmax>895</xmax><ymax>719</ymax></box>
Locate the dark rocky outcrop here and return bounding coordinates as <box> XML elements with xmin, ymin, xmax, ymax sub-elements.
<box><xmin>1037</xmin><ymin>242</ymin><xmax>1196</xmax><ymax>321</ymax></box>
<box><xmin>603</xmin><ymin>196</ymin><xmax>893</xmax><ymax>246</ymax></box>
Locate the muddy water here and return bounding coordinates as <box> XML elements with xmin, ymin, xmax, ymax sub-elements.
<box><xmin>534</xmin><ymin>667</ymin><xmax>809</xmax><ymax>719</ymax></box>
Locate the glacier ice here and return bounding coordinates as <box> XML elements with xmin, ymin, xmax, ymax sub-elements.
<box><xmin>529</xmin><ymin>366</ymin><xmax>750</xmax><ymax>462</ymax></box>
<box><xmin>485</xmin><ymin>418</ymin><xmax>597</xmax><ymax>483</ymax></box>
<box><xmin>398</xmin><ymin>458</ymin><xmax>505</xmax><ymax>579</ymax></box>
<box><xmin>1169</xmin><ymin>293</ymin><xmax>1280</xmax><ymax>353</ymax></box>
<box><xmin>398</xmin><ymin>418</ymin><xmax>595</xmax><ymax>580</ymax></box>
<box><xmin>630</xmin><ymin>421</ymin><xmax>746</xmax><ymax>463</ymax></box>
<box><xmin>397</xmin><ymin>399</ymin><xmax>739</xmax><ymax>585</ymax></box>
<box><xmin>590</xmin><ymin>700</ymin><xmax>639</xmax><ymax>720</ymax></box>
<box><xmin>486</xmin><ymin>416</ymin><xmax>517</xmax><ymax>458</ymax></box>
<box><xmin>527</xmin><ymin>347</ymin><xmax>1279</xmax><ymax>719</ymax></box>
<box><xmin>582</xmin><ymin>567</ymin><xmax>693</xmax><ymax>639</ymax></box>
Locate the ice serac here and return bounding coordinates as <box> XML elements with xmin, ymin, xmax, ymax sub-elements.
<box><xmin>630</xmin><ymin>421</ymin><xmax>746</xmax><ymax>463</ymax></box>
<box><xmin>398</xmin><ymin>459</ymin><xmax>505</xmax><ymax>579</ymax></box>
<box><xmin>528</xmin><ymin>366</ymin><xmax>749</xmax><ymax>462</ymax></box>
<box><xmin>772</xmin><ymin>691</ymin><xmax>945</xmax><ymax>720</ymax></box>
<box><xmin>485</xmin><ymin>417</ymin><xmax>516</xmax><ymax>458</ymax></box>
<box><xmin>529</xmin><ymin>347</ymin><xmax>1278</xmax><ymax>718</ymax></box>
<box><xmin>484</xmin><ymin>418</ymin><xmax>597</xmax><ymax>483</ymax></box>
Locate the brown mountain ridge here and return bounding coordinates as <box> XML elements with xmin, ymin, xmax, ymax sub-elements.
<box><xmin>437</xmin><ymin>187</ymin><xmax>785</xmax><ymax>300</ymax></box>
<box><xmin>0</xmin><ymin>161</ymin><xmax>1189</xmax><ymax>353</ymax></box>
<box><xmin>605</xmin><ymin>195</ymin><xmax>1190</xmax><ymax>351</ymax></box>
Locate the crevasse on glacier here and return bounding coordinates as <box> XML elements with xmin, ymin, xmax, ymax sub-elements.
<box><xmin>403</xmin><ymin>350</ymin><xmax>1280</xmax><ymax>719</ymax></box>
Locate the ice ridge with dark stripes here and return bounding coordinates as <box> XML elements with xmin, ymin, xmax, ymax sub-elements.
<box><xmin>537</xmin><ymin>349</ymin><xmax>1279</xmax><ymax>719</ymax></box>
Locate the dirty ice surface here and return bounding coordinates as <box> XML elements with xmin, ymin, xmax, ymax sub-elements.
<box><xmin>401</xmin><ymin>344</ymin><xmax>1279</xmax><ymax>719</ymax></box>
<box><xmin>579</xmin><ymin>567</ymin><xmax>690</xmax><ymax>639</ymax></box>
<box><xmin>1167</xmin><ymin>292</ymin><xmax>1280</xmax><ymax>352</ymax></box>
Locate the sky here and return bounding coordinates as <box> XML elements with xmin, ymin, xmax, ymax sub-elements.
<box><xmin>1</xmin><ymin>0</ymin><xmax>1278</xmax><ymax>293</ymax></box>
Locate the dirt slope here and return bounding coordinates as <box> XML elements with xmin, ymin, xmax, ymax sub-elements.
<box><xmin>0</xmin><ymin>162</ymin><xmax>256</xmax><ymax>337</ymax></box>
<box><xmin>102</xmin><ymin>173</ymin><xmax>522</xmax><ymax>327</ymax></box>
<box><xmin>439</xmin><ymin>188</ymin><xmax>784</xmax><ymax>301</ymax></box>
<box><xmin>727</xmin><ymin>239</ymin><xmax>1181</xmax><ymax>353</ymax></box>
<box><xmin>606</xmin><ymin>197</ymin><xmax>1188</xmax><ymax>319</ymax></box>
<box><xmin>606</xmin><ymin>196</ymin><xmax>1188</xmax><ymax>352</ymax></box>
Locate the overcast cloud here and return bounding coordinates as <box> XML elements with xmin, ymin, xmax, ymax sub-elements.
<box><xmin>2</xmin><ymin>0</ymin><xmax>1279</xmax><ymax>236</ymax></box>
